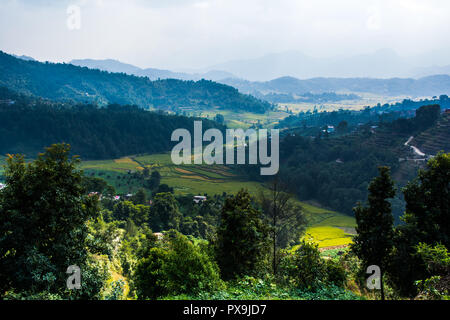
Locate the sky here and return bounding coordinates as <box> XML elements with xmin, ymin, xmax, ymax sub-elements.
<box><xmin>0</xmin><ymin>0</ymin><xmax>449</xmax><ymax>70</ymax></box>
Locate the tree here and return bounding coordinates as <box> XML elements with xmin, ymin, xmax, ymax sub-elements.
<box><xmin>258</xmin><ymin>177</ymin><xmax>306</xmax><ymax>275</ymax></box>
<box><xmin>142</xmin><ymin>167</ymin><xmax>150</xmax><ymax>178</ymax></box>
<box><xmin>278</xmin><ymin>240</ymin><xmax>327</xmax><ymax>290</ymax></box>
<box><xmin>336</xmin><ymin>120</ymin><xmax>348</xmax><ymax>134</ymax></box>
<box><xmin>351</xmin><ymin>166</ymin><xmax>395</xmax><ymax>300</ymax></box>
<box><xmin>0</xmin><ymin>144</ymin><xmax>102</xmax><ymax>298</ymax></box>
<box><xmin>132</xmin><ymin>188</ymin><xmax>147</xmax><ymax>205</ymax></box>
<box><xmin>150</xmin><ymin>192</ymin><xmax>182</xmax><ymax>232</ymax></box>
<box><xmin>146</xmin><ymin>170</ymin><xmax>161</xmax><ymax>191</ymax></box>
<box><xmin>402</xmin><ymin>152</ymin><xmax>449</xmax><ymax>247</ymax></box>
<box><xmin>215</xmin><ymin>189</ymin><xmax>270</xmax><ymax>280</ymax></box>
<box><xmin>388</xmin><ymin>153</ymin><xmax>450</xmax><ymax>297</ymax></box>
<box><xmin>215</xmin><ymin>114</ymin><xmax>225</xmax><ymax>124</ymax></box>
<box><xmin>414</xmin><ymin>104</ymin><xmax>440</xmax><ymax>130</ymax></box>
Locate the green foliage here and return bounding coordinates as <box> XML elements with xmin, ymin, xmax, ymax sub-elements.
<box><xmin>351</xmin><ymin>167</ymin><xmax>395</xmax><ymax>267</ymax></box>
<box><xmin>415</xmin><ymin>105</ymin><xmax>441</xmax><ymax>130</ymax></box>
<box><xmin>388</xmin><ymin>153</ymin><xmax>450</xmax><ymax>297</ymax></box>
<box><xmin>86</xmin><ymin>215</ymin><xmax>121</xmax><ymax>258</ymax></box>
<box><xmin>259</xmin><ymin>179</ymin><xmax>307</xmax><ymax>274</ymax></box>
<box><xmin>215</xmin><ymin>189</ymin><xmax>271</xmax><ymax>280</ymax></box>
<box><xmin>112</xmin><ymin>201</ymin><xmax>150</xmax><ymax>227</ymax></box>
<box><xmin>214</xmin><ymin>114</ymin><xmax>225</xmax><ymax>124</ymax></box>
<box><xmin>82</xmin><ymin>176</ymin><xmax>116</xmax><ymax>196</ymax></box>
<box><xmin>150</xmin><ymin>192</ymin><xmax>182</xmax><ymax>232</ymax></box>
<box><xmin>145</xmin><ymin>170</ymin><xmax>161</xmax><ymax>191</ymax></box>
<box><xmin>324</xmin><ymin>259</ymin><xmax>347</xmax><ymax>287</ymax></box>
<box><xmin>166</xmin><ymin>275</ymin><xmax>362</xmax><ymax>300</ymax></box>
<box><xmin>133</xmin><ymin>231</ymin><xmax>223</xmax><ymax>299</ymax></box>
<box><xmin>351</xmin><ymin>166</ymin><xmax>395</xmax><ymax>299</ymax></box>
<box><xmin>402</xmin><ymin>152</ymin><xmax>450</xmax><ymax>247</ymax></box>
<box><xmin>132</xmin><ymin>188</ymin><xmax>147</xmax><ymax>205</ymax></box>
<box><xmin>416</xmin><ymin>243</ymin><xmax>450</xmax><ymax>275</ymax></box>
<box><xmin>414</xmin><ymin>243</ymin><xmax>450</xmax><ymax>300</ymax></box>
<box><xmin>105</xmin><ymin>279</ymin><xmax>126</xmax><ymax>300</ymax></box>
<box><xmin>278</xmin><ymin>241</ymin><xmax>327</xmax><ymax>290</ymax></box>
<box><xmin>0</xmin><ymin>143</ymin><xmax>106</xmax><ymax>298</ymax></box>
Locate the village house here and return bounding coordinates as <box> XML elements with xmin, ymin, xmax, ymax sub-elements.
<box><xmin>193</xmin><ymin>195</ymin><xmax>207</xmax><ymax>204</ymax></box>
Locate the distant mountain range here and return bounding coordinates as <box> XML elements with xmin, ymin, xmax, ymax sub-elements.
<box><xmin>8</xmin><ymin>51</ymin><xmax>450</xmax><ymax>103</ymax></box>
<box><xmin>219</xmin><ymin>75</ymin><xmax>450</xmax><ymax>98</ymax></box>
<box><xmin>204</xmin><ymin>49</ymin><xmax>450</xmax><ymax>81</ymax></box>
<box><xmin>68</xmin><ymin>52</ymin><xmax>450</xmax><ymax>100</ymax></box>
<box><xmin>70</xmin><ymin>58</ymin><xmax>236</xmax><ymax>81</ymax></box>
<box><xmin>0</xmin><ymin>51</ymin><xmax>271</xmax><ymax>113</ymax></box>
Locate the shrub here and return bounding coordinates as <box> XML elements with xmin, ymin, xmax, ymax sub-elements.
<box><xmin>278</xmin><ymin>240</ymin><xmax>327</xmax><ymax>290</ymax></box>
<box><xmin>133</xmin><ymin>231</ymin><xmax>223</xmax><ymax>299</ymax></box>
<box><xmin>325</xmin><ymin>259</ymin><xmax>347</xmax><ymax>287</ymax></box>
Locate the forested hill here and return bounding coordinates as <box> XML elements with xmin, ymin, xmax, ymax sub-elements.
<box><xmin>0</xmin><ymin>51</ymin><xmax>271</xmax><ymax>113</ymax></box>
<box><xmin>0</xmin><ymin>87</ymin><xmax>225</xmax><ymax>159</ymax></box>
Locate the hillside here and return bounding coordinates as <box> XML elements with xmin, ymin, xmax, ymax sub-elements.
<box><xmin>0</xmin><ymin>87</ymin><xmax>225</xmax><ymax>159</ymax></box>
<box><xmin>411</xmin><ymin>112</ymin><xmax>450</xmax><ymax>155</ymax></box>
<box><xmin>0</xmin><ymin>51</ymin><xmax>271</xmax><ymax>113</ymax></box>
<box><xmin>271</xmin><ymin>105</ymin><xmax>448</xmax><ymax>222</ymax></box>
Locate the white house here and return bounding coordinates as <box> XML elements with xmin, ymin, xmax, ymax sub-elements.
<box><xmin>193</xmin><ymin>195</ymin><xmax>207</xmax><ymax>204</ymax></box>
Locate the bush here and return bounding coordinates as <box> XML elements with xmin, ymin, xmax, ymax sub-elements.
<box><xmin>133</xmin><ymin>231</ymin><xmax>223</xmax><ymax>299</ymax></box>
<box><xmin>278</xmin><ymin>241</ymin><xmax>327</xmax><ymax>290</ymax></box>
<box><xmin>325</xmin><ymin>259</ymin><xmax>347</xmax><ymax>287</ymax></box>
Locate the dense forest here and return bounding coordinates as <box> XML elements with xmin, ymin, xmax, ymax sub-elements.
<box><xmin>0</xmin><ymin>51</ymin><xmax>272</xmax><ymax>113</ymax></box>
<box><xmin>0</xmin><ymin>87</ymin><xmax>225</xmax><ymax>159</ymax></box>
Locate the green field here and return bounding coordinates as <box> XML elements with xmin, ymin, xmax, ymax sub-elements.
<box><xmin>175</xmin><ymin>107</ymin><xmax>290</xmax><ymax>129</ymax></box>
<box><xmin>80</xmin><ymin>152</ymin><xmax>356</xmax><ymax>248</ymax></box>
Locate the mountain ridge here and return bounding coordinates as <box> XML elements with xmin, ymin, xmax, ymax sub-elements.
<box><xmin>0</xmin><ymin>51</ymin><xmax>271</xmax><ymax>113</ymax></box>
<box><xmin>70</xmin><ymin>58</ymin><xmax>236</xmax><ymax>81</ymax></box>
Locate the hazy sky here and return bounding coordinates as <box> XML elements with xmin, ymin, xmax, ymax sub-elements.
<box><xmin>1</xmin><ymin>0</ymin><xmax>449</xmax><ymax>70</ymax></box>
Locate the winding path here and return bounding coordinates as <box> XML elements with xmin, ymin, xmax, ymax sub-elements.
<box><xmin>404</xmin><ymin>136</ymin><xmax>426</xmax><ymax>157</ymax></box>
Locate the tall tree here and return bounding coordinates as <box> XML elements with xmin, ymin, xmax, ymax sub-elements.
<box><xmin>258</xmin><ymin>177</ymin><xmax>306</xmax><ymax>275</ymax></box>
<box><xmin>351</xmin><ymin>166</ymin><xmax>395</xmax><ymax>300</ymax></box>
<box><xmin>215</xmin><ymin>189</ymin><xmax>270</xmax><ymax>280</ymax></box>
<box><xmin>0</xmin><ymin>144</ymin><xmax>101</xmax><ymax>297</ymax></box>
<box><xmin>402</xmin><ymin>152</ymin><xmax>449</xmax><ymax>247</ymax></box>
<box><xmin>150</xmin><ymin>192</ymin><xmax>182</xmax><ymax>232</ymax></box>
<box><xmin>388</xmin><ymin>152</ymin><xmax>450</xmax><ymax>297</ymax></box>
